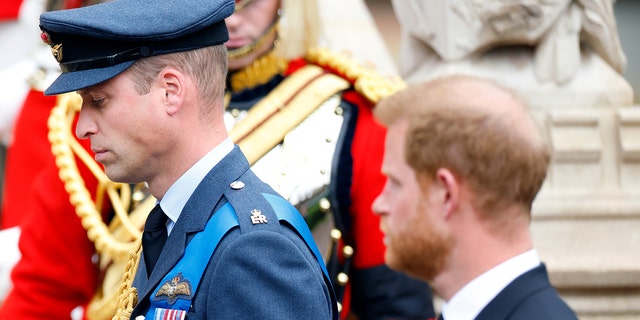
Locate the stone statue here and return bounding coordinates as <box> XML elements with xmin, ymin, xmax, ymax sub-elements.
<box><xmin>392</xmin><ymin>0</ymin><xmax>633</xmax><ymax>107</ymax></box>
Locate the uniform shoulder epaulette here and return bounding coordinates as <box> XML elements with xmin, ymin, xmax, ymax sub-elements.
<box><xmin>304</xmin><ymin>47</ymin><xmax>406</xmax><ymax>104</ymax></box>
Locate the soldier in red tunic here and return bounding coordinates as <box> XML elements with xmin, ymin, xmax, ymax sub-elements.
<box><xmin>0</xmin><ymin>1</ymin><xmax>115</xmax><ymax>319</ymax></box>
<box><xmin>224</xmin><ymin>1</ymin><xmax>435</xmax><ymax>318</ymax></box>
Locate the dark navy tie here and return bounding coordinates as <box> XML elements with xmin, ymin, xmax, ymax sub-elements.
<box><xmin>142</xmin><ymin>204</ymin><xmax>168</xmax><ymax>276</ymax></box>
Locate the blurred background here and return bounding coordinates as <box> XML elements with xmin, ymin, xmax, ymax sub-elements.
<box><xmin>364</xmin><ymin>0</ymin><xmax>640</xmax><ymax>103</ymax></box>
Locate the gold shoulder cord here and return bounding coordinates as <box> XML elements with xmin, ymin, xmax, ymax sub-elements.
<box><xmin>230</xmin><ymin>48</ymin><xmax>407</xmax><ymax>163</ymax></box>
<box><xmin>48</xmin><ymin>93</ymin><xmax>154</xmax><ymax>320</ymax></box>
<box><xmin>304</xmin><ymin>47</ymin><xmax>407</xmax><ymax>104</ymax></box>
<box><xmin>230</xmin><ymin>64</ymin><xmax>350</xmax><ymax>164</ymax></box>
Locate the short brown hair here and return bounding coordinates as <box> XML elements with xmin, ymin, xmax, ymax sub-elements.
<box><xmin>376</xmin><ymin>75</ymin><xmax>551</xmax><ymax>214</ymax></box>
<box><xmin>127</xmin><ymin>45</ymin><xmax>228</xmax><ymax>109</ymax></box>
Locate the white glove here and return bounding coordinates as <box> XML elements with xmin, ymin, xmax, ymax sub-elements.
<box><xmin>0</xmin><ymin>226</ymin><xmax>21</xmax><ymax>303</ymax></box>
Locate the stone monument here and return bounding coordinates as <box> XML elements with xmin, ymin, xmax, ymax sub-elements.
<box><xmin>391</xmin><ymin>0</ymin><xmax>640</xmax><ymax>319</ymax></box>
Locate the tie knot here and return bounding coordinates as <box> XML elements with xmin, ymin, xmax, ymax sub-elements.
<box><xmin>144</xmin><ymin>204</ymin><xmax>168</xmax><ymax>232</ymax></box>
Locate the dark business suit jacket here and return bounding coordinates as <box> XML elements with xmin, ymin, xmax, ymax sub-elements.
<box><xmin>475</xmin><ymin>264</ymin><xmax>577</xmax><ymax>320</ymax></box>
<box><xmin>130</xmin><ymin>146</ymin><xmax>336</xmax><ymax>319</ymax></box>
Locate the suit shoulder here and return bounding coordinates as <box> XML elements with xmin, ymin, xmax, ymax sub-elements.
<box><xmin>507</xmin><ymin>285</ymin><xmax>577</xmax><ymax>319</ymax></box>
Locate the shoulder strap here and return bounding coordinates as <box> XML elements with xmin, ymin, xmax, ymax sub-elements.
<box><xmin>146</xmin><ymin>193</ymin><xmax>338</xmax><ymax>319</ymax></box>
<box><xmin>262</xmin><ymin>192</ymin><xmax>339</xmax><ymax>319</ymax></box>
<box><xmin>229</xmin><ymin>64</ymin><xmax>351</xmax><ymax>165</ymax></box>
<box><xmin>262</xmin><ymin>193</ymin><xmax>331</xmax><ymax>280</ymax></box>
<box><xmin>146</xmin><ymin>203</ymin><xmax>238</xmax><ymax>317</ymax></box>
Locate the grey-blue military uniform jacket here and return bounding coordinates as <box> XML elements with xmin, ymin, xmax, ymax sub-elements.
<box><xmin>130</xmin><ymin>146</ymin><xmax>337</xmax><ymax>319</ymax></box>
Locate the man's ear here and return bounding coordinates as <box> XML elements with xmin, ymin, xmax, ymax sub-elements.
<box><xmin>160</xmin><ymin>68</ymin><xmax>184</xmax><ymax>115</ymax></box>
<box><xmin>435</xmin><ymin>168</ymin><xmax>459</xmax><ymax>219</ymax></box>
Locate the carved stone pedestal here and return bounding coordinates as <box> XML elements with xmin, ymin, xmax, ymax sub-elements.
<box><xmin>532</xmin><ymin>105</ymin><xmax>640</xmax><ymax>319</ymax></box>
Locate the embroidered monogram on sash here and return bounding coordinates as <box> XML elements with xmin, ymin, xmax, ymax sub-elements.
<box><xmin>251</xmin><ymin>209</ymin><xmax>268</xmax><ymax>224</ymax></box>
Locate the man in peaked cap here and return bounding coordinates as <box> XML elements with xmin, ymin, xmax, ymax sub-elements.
<box><xmin>37</xmin><ymin>0</ymin><xmax>338</xmax><ymax>319</ymax></box>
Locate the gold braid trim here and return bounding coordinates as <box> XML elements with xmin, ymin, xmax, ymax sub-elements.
<box><xmin>230</xmin><ymin>65</ymin><xmax>351</xmax><ymax>165</ymax></box>
<box><xmin>88</xmin><ymin>197</ymin><xmax>152</xmax><ymax>320</ymax></box>
<box><xmin>48</xmin><ymin>93</ymin><xmax>150</xmax><ymax>320</ymax></box>
<box><xmin>48</xmin><ymin>92</ymin><xmax>141</xmax><ymax>261</ymax></box>
<box><xmin>111</xmin><ymin>241</ymin><xmax>141</xmax><ymax>320</ymax></box>
<box><xmin>304</xmin><ymin>47</ymin><xmax>407</xmax><ymax>104</ymax></box>
<box><xmin>229</xmin><ymin>50</ymin><xmax>289</xmax><ymax>92</ymax></box>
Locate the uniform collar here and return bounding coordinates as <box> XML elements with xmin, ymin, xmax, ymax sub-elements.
<box><xmin>160</xmin><ymin>138</ymin><xmax>234</xmax><ymax>234</ymax></box>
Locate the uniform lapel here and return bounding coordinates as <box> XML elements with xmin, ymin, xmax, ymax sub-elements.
<box><xmin>134</xmin><ymin>146</ymin><xmax>251</xmax><ymax>305</ymax></box>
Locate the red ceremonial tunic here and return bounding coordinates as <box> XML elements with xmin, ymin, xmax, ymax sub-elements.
<box><xmin>0</xmin><ymin>90</ymin><xmax>106</xmax><ymax>319</ymax></box>
<box><xmin>0</xmin><ymin>0</ymin><xmax>21</xmax><ymax>21</ymax></box>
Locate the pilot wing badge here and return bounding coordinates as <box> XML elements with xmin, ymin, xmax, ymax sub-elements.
<box><xmin>155</xmin><ymin>273</ymin><xmax>193</xmax><ymax>305</ymax></box>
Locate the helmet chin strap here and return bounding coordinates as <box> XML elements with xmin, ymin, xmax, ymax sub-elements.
<box><xmin>228</xmin><ymin>9</ymin><xmax>282</xmax><ymax>60</ymax></box>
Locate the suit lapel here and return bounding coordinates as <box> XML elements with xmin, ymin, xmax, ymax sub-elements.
<box><xmin>475</xmin><ymin>264</ymin><xmax>549</xmax><ymax>320</ymax></box>
<box><xmin>134</xmin><ymin>146</ymin><xmax>251</xmax><ymax>304</ymax></box>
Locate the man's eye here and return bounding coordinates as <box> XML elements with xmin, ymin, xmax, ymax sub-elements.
<box><xmin>92</xmin><ymin>98</ymin><xmax>105</xmax><ymax>107</ymax></box>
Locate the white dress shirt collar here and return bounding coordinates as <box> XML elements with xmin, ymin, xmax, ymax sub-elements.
<box><xmin>159</xmin><ymin>138</ymin><xmax>234</xmax><ymax>234</ymax></box>
<box><xmin>441</xmin><ymin>249</ymin><xmax>541</xmax><ymax>320</ymax></box>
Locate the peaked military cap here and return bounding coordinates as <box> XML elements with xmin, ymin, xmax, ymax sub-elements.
<box><xmin>39</xmin><ymin>0</ymin><xmax>235</xmax><ymax>95</ymax></box>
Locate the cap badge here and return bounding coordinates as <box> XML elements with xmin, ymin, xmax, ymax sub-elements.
<box><xmin>40</xmin><ymin>32</ymin><xmax>63</xmax><ymax>62</ymax></box>
<box><xmin>250</xmin><ymin>209</ymin><xmax>268</xmax><ymax>225</ymax></box>
<box><xmin>155</xmin><ymin>273</ymin><xmax>193</xmax><ymax>305</ymax></box>
<box><xmin>50</xmin><ymin>43</ymin><xmax>63</xmax><ymax>62</ymax></box>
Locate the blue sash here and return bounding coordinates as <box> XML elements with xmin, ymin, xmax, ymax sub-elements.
<box><xmin>263</xmin><ymin>193</ymin><xmax>330</xmax><ymax>280</ymax></box>
<box><xmin>146</xmin><ymin>202</ymin><xmax>237</xmax><ymax>318</ymax></box>
<box><xmin>146</xmin><ymin>193</ymin><xmax>332</xmax><ymax>318</ymax></box>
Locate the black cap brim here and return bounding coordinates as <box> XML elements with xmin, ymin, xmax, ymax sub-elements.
<box><xmin>44</xmin><ymin>60</ymin><xmax>135</xmax><ymax>95</ymax></box>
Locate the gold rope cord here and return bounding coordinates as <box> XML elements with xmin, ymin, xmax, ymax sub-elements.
<box><xmin>109</xmin><ymin>243</ymin><xmax>141</xmax><ymax>320</ymax></box>
<box><xmin>49</xmin><ymin>93</ymin><xmax>144</xmax><ymax>257</ymax></box>
<box><xmin>304</xmin><ymin>47</ymin><xmax>406</xmax><ymax>104</ymax></box>
<box><xmin>47</xmin><ymin>92</ymin><xmax>153</xmax><ymax>320</ymax></box>
<box><xmin>229</xmin><ymin>50</ymin><xmax>289</xmax><ymax>92</ymax></box>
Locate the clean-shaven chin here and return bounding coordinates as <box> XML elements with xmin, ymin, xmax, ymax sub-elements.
<box><xmin>92</xmin><ymin>148</ymin><xmax>109</xmax><ymax>164</ymax></box>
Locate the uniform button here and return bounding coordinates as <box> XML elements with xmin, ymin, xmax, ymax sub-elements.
<box><xmin>230</xmin><ymin>181</ymin><xmax>245</xmax><ymax>189</ymax></box>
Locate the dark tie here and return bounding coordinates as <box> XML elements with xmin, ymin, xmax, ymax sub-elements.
<box><xmin>142</xmin><ymin>204</ymin><xmax>168</xmax><ymax>276</ymax></box>
<box><xmin>437</xmin><ymin>313</ymin><xmax>444</xmax><ymax>320</ymax></box>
